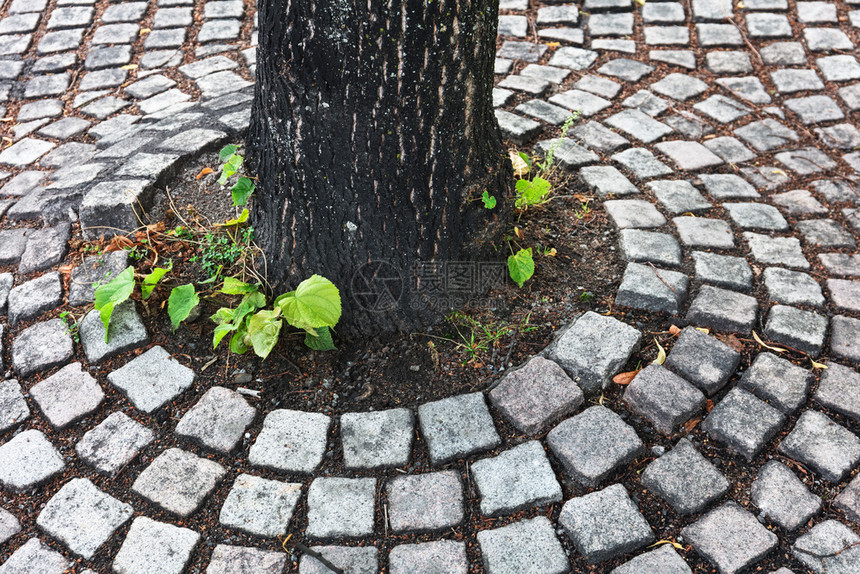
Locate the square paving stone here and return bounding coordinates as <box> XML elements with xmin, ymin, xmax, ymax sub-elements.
<box><xmin>651</xmin><ymin>73</ymin><xmax>709</xmax><ymax>101</ymax></box>
<box><xmin>785</xmin><ymin>95</ymin><xmax>844</xmax><ymax>125</ymax></box>
<box><xmin>80</xmin><ymin>301</ymin><xmax>148</xmax><ymax>363</ymax></box>
<box><xmin>641</xmin><ymin>438</ymin><xmax>729</xmax><ymax>515</ymax></box>
<box><xmin>477</xmin><ymin>516</ymin><xmax>569</xmax><ymax>574</ymax></box>
<box><xmin>175</xmin><ymin>386</ymin><xmax>256</xmax><ymax>454</ymax></box>
<box><xmin>249</xmin><ymin>409</ymin><xmax>331</xmax><ymax>473</ymax></box>
<box><xmin>814</xmin><ymin>363</ymin><xmax>860</xmax><ymax>423</ymax></box>
<box><xmin>673</xmin><ymin>216</ymin><xmax>735</xmax><ymax>249</ymax></box>
<box><xmin>725</xmin><ymin>203</ymin><xmax>788</xmax><ymax>231</ymax></box>
<box><xmin>650</xmin><ymin>49</ymin><xmax>696</xmax><ymax>69</ymax></box>
<box><xmin>198</xmin><ymin>19</ymin><xmax>241</xmax><ymax>42</ymax></box>
<box><xmin>598</xmin><ymin>58</ymin><xmax>654</xmax><ymax>82</ymax></box>
<box><xmin>516</xmin><ymin>100</ymin><xmax>573</xmax><ymax>125</ymax></box>
<box><xmin>665</xmin><ymin>327</ymin><xmax>740</xmax><ymax>396</ymax></box>
<box><xmin>819</xmin><ymin>253</ymin><xmax>860</xmax><ymax>277</ymax></box>
<box><xmin>589</xmin><ymin>12</ymin><xmax>634</xmax><ymax>36</ymax></box>
<box><xmin>0</xmin><ymin>429</ymin><xmax>64</xmax><ymax>492</ymax></box>
<box><xmin>604</xmin><ymin>199</ymin><xmax>666</xmax><ymax>229</ymax></box>
<box><xmin>548</xmin><ymin>89</ymin><xmax>611</xmax><ymax>116</ymax></box>
<box><xmin>0</xmin><ymin>507</ymin><xmax>20</xmax><ymax>545</ymax></box>
<box><xmin>682</xmin><ymin>502</ymin><xmax>778</xmax><ymax>574</ymax></box>
<box><xmin>612</xmin><ymin>148</ymin><xmax>673</xmax><ymax>178</ymax></box>
<box><xmin>574</xmin><ymin>75</ymin><xmax>620</xmax><ymax>98</ymax></box>
<box><xmin>547</xmin><ymin>405</ymin><xmax>644</xmax><ymax>486</ymax></box>
<box><xmin>619</xmin><ymin>229</ymin><xmax>682</xmax><ymax>267</ymax></box>
<box><xmin>764</xmin><ymin>305</ymin><xmax>828</xmax><ymax>357</ymax></box>
<box><xmin>299</xmin><ymin>546</ymin><xmax>377</xmax><ymax>574</ymax></box>
<box><xmin>763</xmin><ymin>268</ymin><xmax>824</xmax><ymax>307</ymax></box>
<box><xmin>751</xmin><ymin>460</ymin><xmax>821</xmax><ymax>531</ymax></box>
<box><xmin>144</xmin><ymin>28</ymin><xmax>186</xmax><ymax>49</ymax></box>
<box><xmin>36</xmin><ymin>477</ymin><xmax>132</xmax><ymax>559</ymax></box>
<box><xmin>624</xmin><ymin>364</ymin><xmax>706</xmax><ymax>434</ymax></box>
<box><xmin>24</xmin><ymin>73</ymin><xmax>70</xmax><ymax>98</ymax></box>
<box><xmin>386</xmin><ymin>470</ymin><xmax>463</xmax><ymax>533</ymax></box>
<box><xmin>698</xmin><ymin>174</ymin><xmax>760</xmax><ymax>200</ymax></box>
<box><xmin>12</xmin><ymin>319</ymin><xmax>74</xmax><ymax>377</ymax></box>
<box><xmin>773</xmin><ymin>189</ymin><xmax>827</xmax><ymax>216</ymax></box>
<box><xmin>703</xmin><ymin>387</ymin><xmax>786</xmax><ymax>461</ymax></box>
<box><xmin>489</xmin><ymin>356</ymin><xmax>583</xmax><ymax>434</ymax></box>
<box><xmin>0</xmin><ymin>380</ymin><xmax>29</xmax><ymax>434</ymax></box>
<box><xmin>307</xmin><ymin>477</ymin><xmax>375</xmax><ymax>539</ymax></box>
<box><xmin>0</xmin><ymin>538</ymin><xmax>69</xmax><ymax>573</ymax></box>
<box><xmin>693</xmin><ymin>252</ymin><xmax>753</xmax><ymax>292</ymax></box>
<box><xmin>792</xmin><ymin>519</ymin><xmax>860</xmax><ymax>574</ymax></box>
<box><xmin>219</xmin><ymin>473</ymin><xmax>301</xmax><ymax>537</ymax></box>
<box><xmin>209</xmin><ymin>545</ymin><xmax>288</xmax><ymax>574</ymax></box>
<box><xmin>7</xmin><ymin>271</ymin><xmax>62</xmax><ymax>326</ymax></box>
<box><xmin>827</xmin><ymin>278</ymin><xmax>860</xmax><ymax>311</ymax></box>
<box><xmin>831</xmin><ymin>316</ymin><xmax>860</xmax><ymax>363</ymax></box>
<box><xmin>644</xmin><ymin>26</ymin><xmax>690</xmax><ymax>46</ymax></box>
<box><xmin>388</xmin><ymin>540</ymin><xmax>467</xmax><ymax>574</ymax></box>
<box><xmin>746</xmin><ymin>12</ymin><xmax>792</xmax><ymax>37</ymax></box>
<box><xmin>472</xmin><ymin>441</ymin><xmax>561</xmax><ymax>516</ymax></box>
<box><xmin>779</xmin><ymin>410</ymin><xmax>860</xmax><ymax>483</ymax></box>
<box><xmin>771</xmin><ymin>69</ymin><xmax>825</xmax><ymax>95</ymax></box>
<box><xmin>108</xmin><ymin>345</ymin><xmax>195</xmax><ymax>413</ymax></box>
<box><xmin>75</xmin><ymin>411</ymin><xmax>154</xmax><ymax>476</ymax></box>
<box><xmin>102</xmin><ymin>2</ymin><xmax>147</xmax><ymax>22</ymax></box>
<box><xmin>686</xmin><ymin>286</ymin><xmax>759</xmax><ymax>334</ymax></box>
<box><xmin>605</xmin><ymin>109</ymin><xmax>673</xmax><ymax>143</ymax></box>
<box><xmin>112</xmin><ymin>516</ymin><xmax>200</xmax><ymax>574</ymax></box>
<box><xmin>417</xmin><ymin>392</ymin><xmax>500</xmax><ymax>465</ymax></box>
<box><xmin>569</xmin><ymin>125</ymin><xmax>629</xmax><ymax>156</ymax></box>
<box><xmin>745</xmin><ymin>233</ymin><xmax>809</xmax><ymax>269</ymax></box>
<box><xmin>622</xmin><ymin>89</ymin><xmax>670</xmax><ymax>116</ymax></box>
<box><xmin>817</xmin><ymin>55</ymin><xmax>860</xmax><ymax>82</ymax></box>
<box><xmin>92</xmin><ymin>23</ymin><xmax>139</xmax><ymax>45</ymax></box>
<box><xmin>341</xmin><ymin>408</ymin><xmax>413</xmax><ymax>469</ymax></box>
<box><xmin>834</xmin><ymin>473</ymin><xmax>860</xmax><ymax>524</ymax></box>
<box><xmin>30</xmin><ymin>362</ymin><xmax>104</xmax><ymax>430</ymax></box>
<box><xmin>615</xmin><ymin>262</ymin><xmax>689</xmax><ymax>315</ymax></box>
<box><xmin>816</xmin><ymin>123</ymin><xmax>860</xmax><ymax>150</ymax></box>
<box><xmin>706</xmin><ymin>52</ymin><xmax>753</xmax><ymax>75</ymax></box>
<box><xmin>611</xmin><ymin>545</ymin><xmax>693</xmax><ymax>574</ymax></box>
<box><xmin>559</xmin><ymin>483</ymin><xmax>654</xmax><ymax>563</ymax></box>
<box><xmin>544</xmin><ymin>311</ymin><xmax>641</xmax><ymax>395</ymax></box>
<box><xmin>69</xmin><ymin>251</ymin><xmax>128</xmax><ymax>306</ymax></box>
<box><xmin>495</xmin><ymin>111</ymin><xmax>541</xmax><ymax>144</ymax></box>
<box><xmin>794</xmin><ymin>219</ymin><xmax>855</xmax><ymax>247</ymax></box>
<box><xmin>694</xmin><ymin>94</ymin><xmax>751</xmax><ymax>123</ymax></box>
<box><xmin>805</xmin><ymin>27</ymin><xmax>853</xmax><ymax>51</ymax></box>
<box><xmin>132</xmin><ymin>447</ymin><xmax>226</xmax><ymax>517</ymax></box>
<box><xmin>648</xmin><ymin>180</ymin><xmax>712</xmax><ymax>214</ymax></box>
<box><xmin>735</xmin><ymin>119</ymin><xmax>798</xmax><ymax>151</ymax></box>
<box><xmin>533</xmin><ymin>138</ymin><xmax>598</xmax><ymax>169</ymax></box>
<box><xmin>703</xmin><ymin>136</ymin><xmax>757</xmax><ymax>163</ymax></box>
<box><xmin>0</xmin><ymin>138</ymin><xmax>55</xmax><ymax>167</ymax></box>
<box><xmin>738</xmin><ymin>352</ymin><xmax>811</xmax><ymax>414</ymax></box>
<box><xmin>775</xmin><ymin>148</ymin><xmax>837</xmax><ymax>176</ymax></box>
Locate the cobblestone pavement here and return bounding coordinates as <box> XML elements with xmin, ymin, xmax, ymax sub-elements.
<box><xmin>1</xmin><ymin>0</ymin><xmax>860</xmax><ymax>572</ymax></box>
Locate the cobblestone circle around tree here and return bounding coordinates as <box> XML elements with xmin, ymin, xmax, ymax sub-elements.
<box><xmin>0</xmin><ymin>0</ymin><xmax>860</xmax><ymax>572</ymax></box>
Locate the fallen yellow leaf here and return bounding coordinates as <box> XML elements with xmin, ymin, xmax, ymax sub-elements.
<box><xmin>196</xmin><ymin>167</ymin><xmax>214</xmax><ymax>179</ymax></box>
<box><xmin>649</xmin><ymin>539</ymin><xmax>684</xmax><ymax>550</ymax></box>
<box><xmin>652</xmin><ymin>338</ymin><xmax>666</xmax><ymax>365</ymax></box>
<box><xmin>508</xmin><ymin>150</ymin><xmax>529</xmax><ymax>178</ymax></box>
<box><xmin>753</xmin><ymin>331</ymin><xmax>787</xmax><ymax>353</ymax></box>
<box><xmin>613</xmin><ymin>370</ymin><xmax>640</xmax><ymax>385</ymax></box>
<box><xmin>810</xmin><ymin>359</ymin><xmax>828</xmax><ymax>370</ymax></box>
<box><xmin>120</xmin><ymin>64</ymin><xmax>138</xmax><ymax>70</ymax></box>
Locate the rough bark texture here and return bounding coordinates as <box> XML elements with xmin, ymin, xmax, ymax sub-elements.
<box><xmin>247</xmin><ymin>0</ymin><xmax>511</xmax><ymax>338</ymax></box>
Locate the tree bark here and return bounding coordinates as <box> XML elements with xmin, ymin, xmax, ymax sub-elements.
<box><xmin>247</xmin><ymin>0</ymin><xmax>511</xmax><ymax>338</ymax></box>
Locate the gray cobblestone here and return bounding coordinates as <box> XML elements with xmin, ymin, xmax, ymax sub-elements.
<box><xmin>307</xmin><ymin>477</ymin><xmax>375</xmax><ymax>539</ymax></box>
<box><xmin>219</xmin><ymin>474</ymin><xmax>301</xmax><ymax>537</ymax></box>
<box><xmin>477</xmin><ymin>516</ymin><xmax>569</xmax><ymax>574</ymax></box>
<box><xmin>386</xmin><ymin>470</ymin><xmax>463</xmax><ymax>533</ymax></box>
<box><xmin>779</xmin><ymin>410</ymin><xmax>860</xmax><ymax>483</ymax></box>
<box><xmin>132</xmin><ymin>447</ymin><xmax>226</xmax><ymax>517</ymax></box>
<box><xmin>751</xmin><ymin>460</ymin><xmax>821</xmax><ymax>531</ymax></box>
<box><xmin>417</xmin><ymin>392</ymin><xmax>500</xmax><ymax>465</ymax></box>
<box><xmin>108</xmin><ymin>345</ymin><xmax>194</xmax><ymax>413</ymax></box>
<box><xmin>75</xmin><ymin>411</ymin><xmax>154</xmax><ymax>476</ymax></box>
<box><xmin>547</xmin><ymin>405</ymin><xmax>644</xmax><ymax>486</ymax></box>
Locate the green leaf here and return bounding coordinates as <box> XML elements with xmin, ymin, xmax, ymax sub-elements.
<box><xmin>213</xmin><ymin>322</ymin><xmax>236</xmax><ymax>348</ymax></box>
<box><xmin>230</xmin><ymin>322</ymin><xmax>249</xmax><ymax>354</ymax></box>
<box><xmin>94</xmin><ymin>266</ymin><xmax>135</xmax><ymax>339</ymax></box>
<box><xmin>221</xmin><ymin>277</ymin><xmax>259</xmax><ymax>295</ymax></box>
<box><xmin>231</xmin><ymin>178</ymin><xmax>255</xmax><ymax>206</ymax></box>
<box><xmin>247</xmin><ymin>309</ymin><xmax>282</xmax><ymax>359</ymax></box>
<box><xmin>507</xmin><ymin>248</ymin><xmax>535</xmax><ymax>288</ymax></box>
<box><xmin>219</xmin><ymin>144</ymin><xmax>238</xmax><ymax>162</ymax></box>
<box><xmin>515</xmin><ymin>177</ymin><xmax>551</xmax><ymax>209</ymax></box>
<box><xmin>140</xmin><ymin>261</ymin><xmax>172</xmax><ymax>300</ymax></box>
<box><xmin>167</xmin><ymin>284</ymin><xmax>199</xmax><ymax>331</ymax></box>
<box><xmin>219</xmin><ymin>208</ymin><xmax>250</xmax><ymax>227</ymax></box>
<box><xmin>518</xmin><ymin>151</ymin><xmax>532</xmax><ymax>169</ymax></box>
<box><xmin>304</xmin><ymin>326</ymin><xmax>336</xmax><ymax>351</ymax></box>
<box><xmin>218</xmin><ymin>154</ymin><xmax>243</xmax><ymax>185</ymax></box>
<box><xmin>481</xmin><ymin>190</ymin><xmax>497</xmax><ymax>209</ymax></box>
<box><xmin>276</xmin><ymin>274</ymin><xmax>342</xmax><ymax>332</ymax></box>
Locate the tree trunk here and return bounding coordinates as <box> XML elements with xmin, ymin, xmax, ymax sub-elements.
<box><xmin>247</xmin><ymin>0</ymin><xmax>512</xmax><ymax>338</ymax></box>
